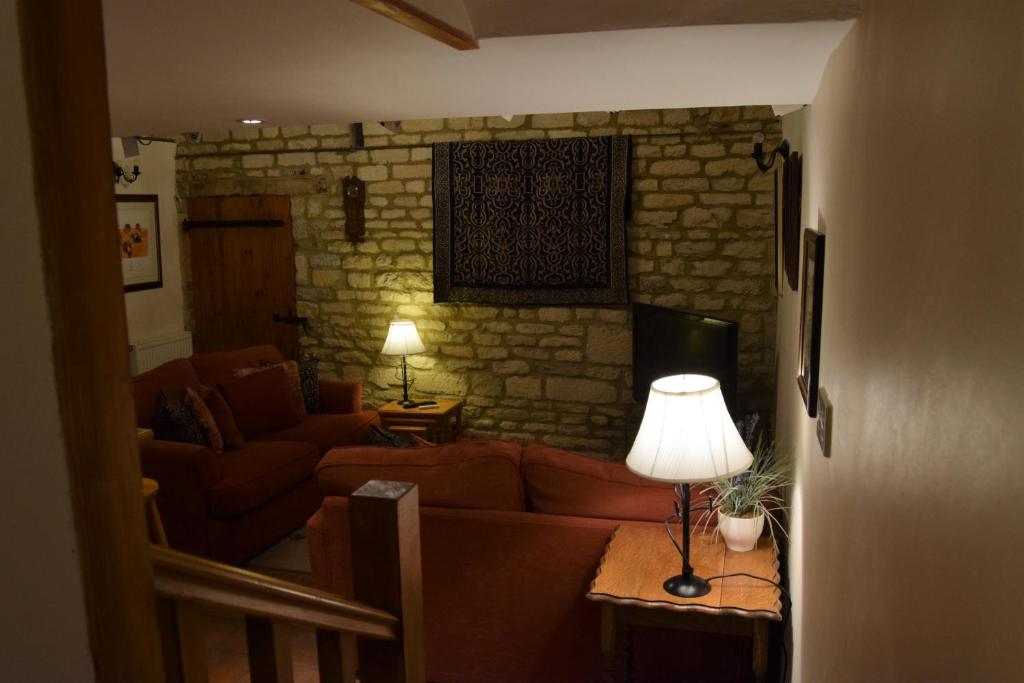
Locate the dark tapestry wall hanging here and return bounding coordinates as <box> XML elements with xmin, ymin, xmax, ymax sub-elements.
<box><xmin>433</xmin><ymin>136</ymin><xmax>631</xmax><ymax>305</ymax></box>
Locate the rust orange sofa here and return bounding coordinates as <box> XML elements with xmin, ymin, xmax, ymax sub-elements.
<box><xmin>134</xmin><ymin>344</ymin><xmax>378</xmax><ymax>564</ymax></box>
<box><xmin>308</xmin><ymin>441</ymin><xmax>751</xmax><ymax>683</ymax></box>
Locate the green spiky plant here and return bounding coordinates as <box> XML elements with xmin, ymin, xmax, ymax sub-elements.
<box><xmin>699</xmin><ymin>416</ymin><xmax>793</xmax><ymax>549</ymax></box>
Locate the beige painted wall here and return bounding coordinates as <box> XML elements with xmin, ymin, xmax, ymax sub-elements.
<box><xmin>119</xmin><ymin>139</ymin><xmax>186</xmax><ymax>344</ymax></box>
<box><xmin>777</xmin><ymin>1</ymin><xmax>1024</xmax><ymax>681</ymax></box>
<box><xmin>0</xmin><ymin>2</ymin><xmax>94</xmax><ymax>679</ymax></box>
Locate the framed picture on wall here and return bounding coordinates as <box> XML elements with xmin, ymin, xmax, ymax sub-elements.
<box><xmin>798</xmin><ymin>228</ymin><xmax>825</xmax><ymax>417</ymax></box>
<box><xmin>116</xmin><ymin>194</ymin><xmax>162</xmax><ymax>292</ymax></box>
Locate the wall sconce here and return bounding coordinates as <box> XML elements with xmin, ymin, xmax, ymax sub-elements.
<box><xmin>113</xmin><ymin>162</ymin><xmax>142</xmax><ymax>185</ymax></box>
<box><xmin>751</xmin><ymin>133</ymin><xmax>790</xmax><ymax>172</ymax></box>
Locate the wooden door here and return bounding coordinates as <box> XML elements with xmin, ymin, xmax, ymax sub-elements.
<box><xmin>187</xmin><ymin>195</ymin><xmax>300</xmax><ymax>358</ymax></box>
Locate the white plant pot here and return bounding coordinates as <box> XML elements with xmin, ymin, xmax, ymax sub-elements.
<box><xmin>717</xmin><ymin>510</ymin><xmax>765</xmax><ymax>552</ymax></box>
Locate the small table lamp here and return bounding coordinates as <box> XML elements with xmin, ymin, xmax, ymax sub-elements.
<box><xmin>626</xmin><ymin>374</ymin><xmax>753</xmax><ymax>598</ymax></box>
<box><xmin>380</xmin><ymin>320</ymin><xmax>426</xmax><ymax>408</ymax></box>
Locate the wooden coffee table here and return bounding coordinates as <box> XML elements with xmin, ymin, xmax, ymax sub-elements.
<box><xmin>588</xmin><ymin>525</ymin><xmax>782</xmax><ymax>683</ymax></box>
<box><xmin>377</xmin><ymin>398</ymin><xmax>463</xmax><ymax>443</ymax></box>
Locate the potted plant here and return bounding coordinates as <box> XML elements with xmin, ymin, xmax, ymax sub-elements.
<box><xmin>707</xmin><ymin>416</ymin><xmax>792</xmax><ymax>551</ymax></box>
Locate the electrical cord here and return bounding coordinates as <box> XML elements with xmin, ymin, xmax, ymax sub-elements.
<box><xmin>703</xmin><ymin>572</ymin><xmax>792</xmax><ymax>683</ymax></box>
<box><xmin>663</xmin><ymin>505</ymin><xmax>792</xmax><ymax>682</ymax></box>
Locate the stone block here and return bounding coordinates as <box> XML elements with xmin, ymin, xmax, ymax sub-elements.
<box><xmin>586</xmin><ymin>325</ymin><xmax>631</xmax><ymax>364</ymax></box>
<box><xmin>699</xmin><ymin>192</ymin><xmax>752</xmax><ymax>205</ymax></box>
<box><xmin>370</xmin><ymin>148</ymin><xmax>411</xmax><ymax>163</ymax></box>
<box><xmin>356</xmin><ymin>165</ymin><xmax>388</xmax><ymax>181</ymax></box>
<box><xmin>649</xmin><ymin>159</ymin><xmax>700</xmax><ymax>176</ymax></box>
<box><xmin>532</xmin><ymin>112</ymin><xmax>574</xmax><ymax>128</ymax></box>
<box><xmin>278</xmin><ymin>152</ymin><xmax>316</xmax><ymax>167</ymax></box>
<box><xmin>643</xmin><ymin>193</ymin><xmax>694</xmax><ymax>209</ymax></box>
<box><xmin>545</xmin><ymin>377</ymin><xmax>617</xmax><ymax>404</ymax></box>
<box><xmin>617</xmin><ymin>110</ymin><xmax>660</xmax><ymax>126</ymax></box>
<box><xmin>506</xmin><ymin>376</ymin><xmax>543</xmax><ymax>399</ymax></box>
<box><xmin>576</xmin><ymin>111</ymin><xmax>611</xmax><ymax>126</ymax></box>
<box><xmin>392</xmin><ymin>164</ymin><xmax>432</xmax><ymax>179</ymax></box>
<box><xmin>402</xmin><ymin>118</ymin><xmax>445</xmax><ymax>132</ymax></box>
<box><xmin>493</xmin><ymin>360</ymin><xmax>530</xmax><ymax>374</ymax></box>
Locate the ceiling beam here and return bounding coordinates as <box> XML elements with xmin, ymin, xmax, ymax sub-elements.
<box><xmin>348</xmin><ymin>0</ymin><xmax>478</xmax><ymax>50</ymax></box>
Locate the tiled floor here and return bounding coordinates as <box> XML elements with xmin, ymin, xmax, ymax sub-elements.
<box><xmin>204</xmin><ymin>529</ymin><xmax>319</xmax><ymax>681</ymax></box>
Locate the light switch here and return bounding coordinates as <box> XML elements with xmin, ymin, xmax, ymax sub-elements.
<box><xmin>816</xmin><ymin>388</ymin><xmax>833</xmax><ymax>458</ymax></box>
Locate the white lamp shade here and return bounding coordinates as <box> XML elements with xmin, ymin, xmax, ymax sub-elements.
<box><xmin>626</xmin><ymin>374</ymin><xmax>753</xmax><ymax>484</ymax></box>
<box><xmin>380</xmin><ymin>320</ymin><xmax>426</xmax><ymax>356</ymax></box>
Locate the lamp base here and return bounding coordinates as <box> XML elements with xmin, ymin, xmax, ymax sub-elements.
<box><xmin>663</xmin><ymin>573</ymin><xmax>711</xmax><ymax>598</ymax></box>
<box><xmin>398</xmin><ymin>399</ymin><xmax>417</xmax><ymax>408</ymax></box>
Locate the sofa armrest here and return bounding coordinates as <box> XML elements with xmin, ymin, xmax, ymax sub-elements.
<box><xmin>319</xmin><ymin>378</ymin><xmax>362</xmax><ymax>414</ymax></box>
<box><xmin>139</xmin><ymin>440</ymin><xmax>223</xmax><ymax>557</ymax></box>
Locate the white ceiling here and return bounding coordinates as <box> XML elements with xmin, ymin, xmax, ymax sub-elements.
<box><xmin>102</xmin><ymin>0</ymin><xmax>854</xmax><ymax>136</ymax></box>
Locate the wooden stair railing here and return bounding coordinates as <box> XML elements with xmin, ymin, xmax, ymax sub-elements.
<box><xmin>152</xmin><ymin>480</ymin><xmax>426</xmax><ymax>683</ymax></box>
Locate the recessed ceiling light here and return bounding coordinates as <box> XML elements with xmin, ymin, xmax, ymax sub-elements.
<box><xmin>238</xmin><ymin>118</ymin><xmax>264</xmax><ymax>125</ymax></box>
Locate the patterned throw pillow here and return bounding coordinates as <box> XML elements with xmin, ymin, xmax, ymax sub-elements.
<box><xmin>297</xmin><ymin>358</ymin><xmax>320</xmax><ymax>413</ymax></box>
<box><xmin>152</xmin><ymin>391</ymin><xmax>206</xmax><ymax>446</ymax></box>
<box><xmin>200</xmin><ymin>386</ymin><xmax>245</xmax><ymax>450</ymax></box>
<box><xmin>240</xmin><ymin>361</ymin><xmax>306</xmax><ymax>416</ymax></box>
<box><xmin>184</xmin><ymin>387</ymin><xmax>224</xmax><ymax>454</ymax></box>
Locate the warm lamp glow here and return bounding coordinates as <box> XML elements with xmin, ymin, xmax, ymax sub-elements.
<box><xmin>380</xmin><ymin>320</ymin><xmax>426</xmax><ymax>357</ymax></box>
<box><xmin>626</xmin><ymin>374</ymin><xmax>752</xmax><ymax>484</ymax></box>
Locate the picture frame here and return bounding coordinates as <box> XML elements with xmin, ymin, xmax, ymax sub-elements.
<box><xmin>116</xmin><ymin>194</ymin><xmax>162</xmax><ymax>292</ymax></box>
<box><xmin>797</xmin><ymin>228</ymin><xmax>825</xmax><ymax>417</ymax></box>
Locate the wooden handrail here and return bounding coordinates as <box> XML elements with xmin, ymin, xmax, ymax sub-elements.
<box><xmin>151</xmin><ymin>544</ymin><xmax>398</xmax><ymax>641</ymax></box>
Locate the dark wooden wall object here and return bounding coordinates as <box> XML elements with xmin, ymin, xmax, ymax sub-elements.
<box><xmin>186</xmin><ymin>195</ymin><xmax>300</xmax><ymax>358</ymax></box>
<box><xmin>343</xmin><ymin>176</ymin><xmax>367</xmax><ymax>243</ymax></box>
<box><xmin>783</xmin><ymin>151</ymin><xmax>803</xmax><ymax>291</ymax></box>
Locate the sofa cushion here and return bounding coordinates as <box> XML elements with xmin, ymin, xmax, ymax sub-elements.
<box><xmin>253</xmin><ymin>412</ymin><xmax>379</xmax><ymax>454</ymax></box>
<box><xmin>317</xmin><ymin>439</ymin><xmax>525</xmax><ymax>511</ymax></box>
<box><xmin>200</xmin><ymin>386</ymin><xmax>245</xmax><ymax>450</ymax></box>
<box><xmin>133</xmin><ymin>358</ymin><xmax>202</xmax><ymax>427</ymax></box>
<box><xmin>190</xmin><ymin>344</ymin><xmax>284</xmax><ymax>387</ymax></box>
<box><xmin>185</xmin><ymin>387</ymin><xmax>223</xmax><ymax>453</ymax></box>
<box><xmin>219</xmin><ymin>365</ymin><xmax>304</xmax><ymax>438</ymax></box>
<box><xmin>206</xmin><ymin>440</ymin><xmax>318</xmax><ymax>519</ymax></box>
<box><xmin>152</xmin><ymin>391</ymin><xmax>206</xmax><ymax>446</ymax></box>
<box><xmin>523</xmin><ymin>444</ymin><xmax>697</xmax><ymax>522</ymax></box>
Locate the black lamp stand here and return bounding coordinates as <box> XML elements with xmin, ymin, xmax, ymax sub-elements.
<box><xmin>398</xmin><ymin>354</ymin><xmax>415</xmax><ymax>408</ymax></box>
<box><xmin>663</xmin><ymin>482</ymin><xmax>711</xmax><ymax>598</ymax></box>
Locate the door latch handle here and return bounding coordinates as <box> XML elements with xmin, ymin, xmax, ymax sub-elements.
<box><xmin>273</xmin><ymin>313</ymin><xmax>309</xmax><ymax>332</ymax></box>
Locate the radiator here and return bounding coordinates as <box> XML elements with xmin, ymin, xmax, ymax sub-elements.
<box><xmin>129</xmin><ymin>332</ymin><xmax>193</xmax><ymax>375</ymax></box>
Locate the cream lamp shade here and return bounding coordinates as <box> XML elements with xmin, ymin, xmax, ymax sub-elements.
<box><xmin>626</xmin><ymin>374</ymin><xmax>753</xmax><ymax>484</ymax></box>
<box><xmin>380</xmin><ymin>320</ymin><xmax>426</xmax><ymax>356</ymax></box>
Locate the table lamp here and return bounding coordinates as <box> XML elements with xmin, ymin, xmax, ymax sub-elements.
<box><xmin>380</xmin><ymin>320</ymin><xmax>426</xmax><ymax>408</ymax></box>
<box><xmin>626</xmin><ymin>374</ymin><xmax>753</xmax><ymax>598</ymax></box>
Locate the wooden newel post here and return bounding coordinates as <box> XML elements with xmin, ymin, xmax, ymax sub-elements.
<box><xmin>349</xmin><ymin>481</ymin><xmax>426</xmax><ymax>683</ymax></box>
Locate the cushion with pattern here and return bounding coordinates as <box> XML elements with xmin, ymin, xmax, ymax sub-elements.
<box><xmin>184</xmin><ymin>387</ymin><xmax>224</xmax><ymax>454</ymax></box>
<box><xmin>152</xmin><ymin>391</ymin><xmax>206</xmax><ymax>446</ymax></box>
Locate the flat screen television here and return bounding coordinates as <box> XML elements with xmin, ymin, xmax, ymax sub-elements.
<box><xmin>632</xmin><ymin>304</ymin><xmax>739</xmax><ymax>412</ymax></box>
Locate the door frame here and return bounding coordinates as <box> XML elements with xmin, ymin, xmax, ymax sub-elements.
<box><xmin>18</xmin><ymin>1</ymin><xmax>164</xmax><ymax>680</ymax></box>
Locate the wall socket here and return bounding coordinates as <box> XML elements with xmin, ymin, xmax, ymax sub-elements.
<box><xmin>816</xmin><ymin>388</ymin><xmax>833</xmax><ymax>458</ymax></box>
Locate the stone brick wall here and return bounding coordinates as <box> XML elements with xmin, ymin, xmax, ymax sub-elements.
<box><xmin>176</xmin><ymin>107</ymin><xmax>781</xmax><ymax>456</ymax></box>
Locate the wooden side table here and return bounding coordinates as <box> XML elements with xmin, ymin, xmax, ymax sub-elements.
<box><xmin>137</xmin><ymin>428</ymin><xmax>168</xmax><ymax>546</ymax></box>
<box><xmin>377</xmin><ymin>398</ymin><xmax>463</xmax><ymax>443</ymax></box>
<box><xmin>588</xmin><ymin>525</ymin><xmax>782</xmax><ymax>683</ymax></box>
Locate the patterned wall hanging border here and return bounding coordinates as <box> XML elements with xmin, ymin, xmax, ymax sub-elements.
<box><xmin>433</xmin><ymin>135</ymin><xmax>631</xmax><ymax>305</ymax></box>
